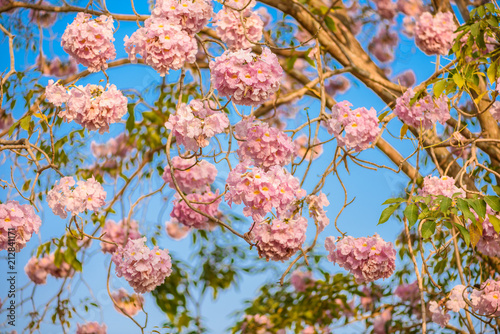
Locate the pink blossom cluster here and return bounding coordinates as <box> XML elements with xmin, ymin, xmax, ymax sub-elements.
<box><xmin>170</xmin><ymin>191</ymin><xmax>221</xmax><ymax>230</ymax></box>
<box><xmin>489</xmin><ymin>101</ymin><xmax>500</xmax><ymax>123</ymax></box>
<box><xmin>29</xmin><ymin>2</ymin><xmax>57</xmax><ymax>27</ymax></box>
<box><xmin>162</xmin><ymin>157</ymin><xmax>218</xmax><ymax>193</ymax></box>
<box><xmin>324</xmin><ymin>101</ymin><xmax>380</xmax><ymax>152</ymax></box>
<box><xmin>112</xmin><ymin>237</ymin><xmax>172</xmax><ymax>294</ymax></box>
<box><xmin>471</xmin><ymin>278</ymin><xmax>500</xmax><ymax>317</ymax></box>
<box><xmin>76</xmin><ymin>322</ymin><xmax>107</xmax><ymax>334</ymax></box>
<box><xmin>306</xmin><ymin>192</ymin><xmax>330</xmax><ymax>232</ymax></box>
<box><xmin>111</xmin><ymin>288</ymin><xmax>144</xmax><ymax>317</ymax></box>
<box><xmin>0</xmin><ymin>201</ymin><xmax>41</xmax><ymax>252</ymax></box>
<box><xmin>240</xmin><ymin>314</ymin><xmax>275</xmax><ymax>334</ymax></box>
<box><xmin>415</xmin><ymin>12</ymin><xmax>456</xmax><ymax>56</ymax></box>
<box><xmin>209</xmin><ymin>47</ymin><xmax>283</xmax><ymax>106</ymax></box>
<box><xmin>497</xmin><ymin>78</ymin><xmax>500</xmax><ymax>94</ymax></box>
<box><xmin>100</xmin><ymin>219</ymin><xmax>141</xmax><ymax>254</ymax></box>
<box><xmin>165</xmin><ymin>221</ymin><xmax>191</xmax><ymax>240</ymax></box>
<box><xmin>61</xmin><ymin>13</ymin><xmax>116</xmax><ymax>72</ymax></box>
<box><xmin>397</xmin><ymin>0</ymin><xmax>422</xmax><ymax>16</ymax></box>
<box><xmin>25</xmin><ymin>253</ymin><xmax>74</xmax><ymax>284</ymax></box>
<box><xmin>225</xmin><ymin>163</ymin><xmax>305</xmax><ymax>222</ymax></box>
<box><xmin>325</xmin><ymin>234</ymin><xmax>396</xmax><ymax>283</ymax></box>
<box><xmin>91</xmin><ymin>133</ymin><xmax>131</xmax><ymax>159</ymax></box>
<box><xmin>294</xmin><ymin>135</ymin><xmax>323</xmax><ymax>162</ymax></box>
<box><xmin>373</xmin><ymin>308</ymin><xmax>392</xmax><ymax>334</ymax></box>
<box><xmin>476</xmin><ymin>208</ymin><xmax>500</xmax><ymax>257</ymax></box>
<box><xmin>251</xmin><ymin>216</ymin><xmax>307</xmax><ymax>262</ymax></box>
<box><xmin>214</xmin><ymin>7</ymin><xmax>264</xmax><ymax>50</ymax></box>
<box><xmin>393</xmin><ymin>70</ymin><xmax>416</xmax><ymax>88</ymax></box>
<box><xmin>37</xmin><ymin>55</ymin><xmax>78</xmax><ymax>78</ymax></box>
<box><xmin>325</xmin><ymin>76</ymin><xmax>350</xmax><ymax>96</ymax></box>
<box><xmin>124</xmin><ymin>17</ymin><xmax>197</xmax><ymax>77</ymax></box>
<box><xmin>152</xmin><ymin>0</ymin><xmax>213</xmax><ymax>35</ymax></box>
<box><xmin>446</xmin><ymin>284</ymin><xmax>467</xmax><ymax>312</ymax></box>
<box><xmin>418</xmin><ymin>175</ymin><xmax>465</xmax><ymax>199</ymax></box>
<box><xmin>393</xmin><ymin>88</ymin><xmax>450</xmax><ymax>130</ymax></box>
<box><xmin>0</xmin><ymin>109</ymin><xmax>13</xmax><ymax>131</ymax></box>
<box><xmin>428</xmin><ymin>301</ymin><xmax>450</xmax><ymax>328</ymax></box>
<box><xmin>164</xmin><ymin>99</ymin><xmax>229</xmax><ymax>151</ymax></box>
<box><xmin>395</xmin><ymin>280</ymin><xmax>419</xmax><ymax>306</ymax></box>
<box><xmin>373</xmin><ymin>0</ymin><xmax>396</xmax><ymax>20</ymax></box>
<box><xmin>236</xmin><ymin>119</ymin><xmax>295</xmax><ymax>169</ymax></box>
<box><xmin>47</xmin><ymin>176</ymin><xmax>106</xmax><ymax>219</ymax></box>
<box><xmin>290</xmin><ymin>270</ymin><xmax>315</xmax><ymax>292</ymax></box>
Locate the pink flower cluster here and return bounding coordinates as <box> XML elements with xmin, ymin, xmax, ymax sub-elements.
<box><xmin>47</xmin><ymin>176</ymin><xmax>106</xmax><ymax>219</ymax></box>
<box><xmin>325</xmin><ymin>76</ymin><xmax>350</xmax><ymax>96</ymax></box>
<box><xmin>152</xmin><ymin>0</ymin><xmax>213</xmax><ymax>35</ymax></box>
<box><xmin>324</xmin><ymin>101</ymin><xmax>380</xmax><ymax>152</ymax></box>
<box><xmin>0</xmin><ymin>201</ymin><xmax>41</xmax><ymax>252</ymax></box>
<box><xmin>61</xmin><ymin>13</ymin><xmax>116</xmax><ymax>72</ymax></box>
<box><xmin>471</xmin><ymin>278</ymin><xmax>500</xmax><ymax>317</ymax></box>
<box><xmin>91</xmin><ymin>133</ymin><xmax>131</xmax><ymax>159</ymax></box>
<box><xmin>37</xmin><ymin>55</ymin><xmax>78</xmax><ymax>78</ymax></box>
<box><xmin>290</xmin><ymin>270</ymin><xmax>315</xmax><ymax>292</ymax></box>
<box><xmin>214</xmin><ymin>7</ymin><xmax>263</xmax><ymax>50</ymax></box>
<box><xmin>476</xmin><ymin>208</ymin><xmax>500</xmax><ymax>257</ymax></box>
<box><xmin>490</xmin><ymin>101</ymin><xmax>500</xmax><ymax>123</ymax></box>
<box><xmin>162</xmin><ymin>157</ymin><xmax>218</xmax><ymax>193</ymax></box>
<box><xmin>111</xmin><ymin>288</ymin><xmax>144</xmax><ymax>317</ymax></box>
<box><xmin>76</xmin><ymin>322</ymin><xmax>107</xmax><ymax>334</ymax></box>
<box><xmin>251</xmin><ymin>216</ymin><xmax>307</xmax><ymax>262</ymax></box>
<box><xmin>210</xmin><ymin>47</ymin><xmax>283</xmax><ymax>106</ymax></box>
<box><xmin>415</xmin><ymin>12</ymin><xmax>456</xmax><ymax>56</ymax></box>
<box><xmin>240</xmin><ymin>314</ymin><xmax>277</xmax><ymax>334</ymax></box>
<box><xmin>165</xmin><ymin>221</ymin><xmax>191</xmax><ymax>240</ymax></box>
<box><xmin>29</xmin><ymin>2</ymin><xmax>57</xmax><ymax>27</ymax></box>
<box><xmin>164</xmin><ymin>99</ymin><xmax>229</xmax><ymax>151</ymax></box>
<box><xmin>418</xmin><ymin>175</ymin><xmax>465</xmax><ymax>199</ymax></box>
<box><xmin>325</xmin><ymin>234</ymin><xmax>396</xmax><ymax>283</ymax></box>
<box><xmin>373</xmin><ymin>308</ymin><xmax>392</xmax><ymax>334</ymax></box>
<box><xmin>225</xmin><ymin>163</ymin><xmax>305</xmax><ymax>222</ymax></box>
<box><xmin>124</xmin><ymin>17</ymin><xmax>197</xmax><ymax>77</ymax></box>
<box><xmin>112</xmin><ymin>237</ymin><xmax>172</xmax><ymax>294</ymax></box>
<box><xmin>25</xmin><ymin>253</ymin><xmax>74</xmax><ymax>284</ymax></box>
<box><xmin>393</xmin><ymin>70</ymin><xmax>416</xmax><ymax>88</ymax></box>
<box><xmin>294</xmin><ymin>135</ymin><xmax>323</xmax><ymax>162</ymax></box>
<box><xmin>368</xmin><ymin>27</ymin><xmax>398</xmax><ymax>63</ymax></box>
<box><xmin>393</xmin><ymin>88</ymin><xmax>450</xmax><ymax>130</ymax></box>
<box><xmin>446</xmin><ymin>284</ymin><xmax>466</xmax><ymax>312</ymax></box>
<box><xmin>306</xmin><ymin>192</ymin><xmax>330</xmax><ymax>232</ymax></box>
<box><xmin>395</xmin><ymin>280</ymin><xmax>419</xmax><ymax>306</ymax></box>
<box><xmin>100</xmin><ymin>219</ymin><xmax>141</xmax><ymax>254</ymax></box>
<box><xmin>236</xmin><ymin>119</ymin><xmax>295</xmax><ymax>169</ymax></box>
<box><xmin>170</xmin><ymin>191</ymin><xmax>221</xmax><ymax>230</ymax></box>
<box><xmin>397</xmin><ymin>0</ymin><xmax>422</xmax><ymax>16</ymax></box>
<box><xmin>428</xmin><ymin>301</ymin><xmax>450</xmax><ymax>328</ymax></box>
<box><xmin>373</xmin><ymin>0</ymin><xmax>396</xmax><ymax>20</ymax></box>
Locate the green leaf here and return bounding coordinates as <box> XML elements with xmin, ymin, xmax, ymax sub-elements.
<box><xmin>470</xmin><ymin>22</ymin><xmax>480</xmax><ymax>37</ymax></box>
<box><xmin>454</xmin><ymin>223</ymin><xmax>470</xmax><ymax>247</ymax></box>
<box><xmin>457</xmin><ymin>198</ymin><xmax>475</xmax><ymax>222</ymax></box>
<box><xmin>421</xmin><ymin>220</ymin><xmax>436</xmax><ymax>239</ymax></box>
<box><xmin>324</xmin><ymin>16</ymin><xmax>336</xmax><ymax>32</ymax></box>
<box><xmin>20</xmin><ymin>117</ymin><xmax>30</xmax><ymax>131</ymax></box>
<box><xmin>470</xmin><ymin>222</ymin><xmax>483</xmax><ymax>247</ymax></box>
<box><xmin>126</xmin><ymin>104</ymin><xmax>135</xmax><ymax>132</ymax></box>
<box><xmin>433</xmin><ymin>80</ymin><xmax>446</xmax><ymax>97</ymax></box>
<box><xmin>453</xmin><ymin>73</ymin><xmax>465</xmax><ymax>89</ymax></box>
<box><xmin>488</xmin><ymin>214</ymin><xmax>500</xmax><ymax>234</ymax></box>
<box><xmin>400</xmin><ymin>123</ymin><xmax>408</xmax><ymax>138</ymax></box>
<box><xmin>378</xmin><ymin>203</ymin><xmax>400</xmax><ymax>225</ymax></box>
<box><xmin>468</xmin><ymin>198</ymin><xmax>486</xmax><ymax>218</ymax></box>
<box><xmin>439</xmin><ymin>196</ymin><xmax>452</xmax><ymax>213</ymax></box>
<box><xmin>404</xmin><ymin>204</ymin><xmax>419</xmax><ymax>228</ymax></box>
<box><xmin>484</xmin><ymin>196</ymin><xmax>500</xmax><ymax>212</ymax></box>
<box><xmin>487</xmin><ymin>62</ymin><xmax>497</xmax><ymax>84</ymax></box>
<box><xmin>382</xmin><ymin>198</ymin><xmax>405</xmax><ymax>205</ymax></box>
<box><xmin>492</xmin><ymin>185</ymin><xmax>500</xmax><ymax>196</ymax></box>
<box><xmin>378</xmin><ymin>109</ymin><xmax>390</xmax><ymax>122</ymax></box>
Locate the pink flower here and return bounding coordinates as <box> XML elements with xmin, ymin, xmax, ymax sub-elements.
<box><xmin>210</xmin><ymin>47</ymin><xmax>283</xmax><ymax>106</ymax></box>
<box><xmin>76</xmin><ymin>322</ymin><xmax>107</xmax><ymax>334</ymax></box>
<box><xmin>124</xmin><ymin>17</ymin><xmax>197</xmax><ymax>77</ymax></box>
<box><xmin>489</xmin><ymin>101</ymin><xmax>500</xmax><ymax>123</ymax></box>
<box><xmin>170</xmin><ymin>191</ymin><xmax>221</xmax><ymax>230</ymax></box>
<box><xmin>164</xmin><ymin>99</ymin><xmax>229</xmax><ymax>151</ymax></box>
<box><xmin>415</xmin><ymin>12</ymin><xmax>456</xmax><ymax>56</ymax></box>
<box><xmin>0</xmin><ymin>201</ymin><xmax>41</xmax><ymax>252</ymax></box>
<box><xmin>290</xmin><ymin>270</ymin><xmax>315</xmax><ymax>292</ymax></box>
<box><xmin>29</xmin><ymin>1</ymin><xmax>57</xmax><ymax>27</ymax></box>
<box><xmin>373</xmin><ymin>0</ymin><xmax>396</xmax><ymax>20</ymax></box>
<box><xmin>373</xmin><ymin>308</ymin><xmax>392</xmax><ymax>334</ymax></box>
<box><xmin>325</xmin><ymin>76</ymin><xmax>350</xmax><ymax>96</ymax></box>
<box><xmin>251</xmin><ymin>216</ymin><xmax>307</xmax><ymax>262</ymax></box>
<box><xmin>393</xmin><ymin>70</ymin><xmax>416</xmax><ymax>88</ymax></box>
<box><xmin>446</xmin><ymin>284</ymin><xmax>467</xmax><ymax>312</ymax></box>
<box><xmin>294</xmin><ymin>135</ymin><xmax>323</xmax><ymax>162</ymax></box>
<box><xmin>112</xmin><ymin>237</ymin><xmax>172</xmax><ymax>294</ymax></box>
<box><xmin>24</xmin><ymin>256</ymin><xmax>51</xmax><ymax>284</ymax></box>
<box><xmin>45</xmin><ymin>80</ymin><xmax>68</xmax><ymax>107</ymax></box>
<box><xmin>61</xmin><ymin>13</ymin><xmax>116</xmax><ymax>72</ymax></box>
<box><xmin>240</xmin><ymin>314</ymin><xmax>274</xmax><ymax>334</ymax></box>
<box><xmin>368</xmin><ymin>27</ymin><xmax>398</xmax><ymax>63</ymax></box>
<box><xmin>214</xmin><ymin>8</ymin><xmax>264</xmax><ymax>49</ymax></box>
<box><xmin>325</xmin><ymin>101</ymin><xmax>380</xmax><ymax>152</ymax></box>
<box><xmin>306</xmin><ymin>192</ymin><xmax>330</xmax><ymax>232</ymax></box>
<box><xmin>91</xmin><ymin>133</ymin><xmax>131</xmax><ymax>159</ymax></box>
<box><xmin>395</xmin><ymin>280</ymin><xmax>419</xmax><ymax>306</ymax></box>
<box><xmin>428</xmin><ymin>301</ymin><xmax>450</xmax><ymax>328</ymax></box>
<box><xmin>165</xmin><ymin>221</ymin><xmax>191</xmax><ymax>240</ymax></box>
<box><xmin>38</xmin><ymin>56</ymin><xmax>78</xmax><ymax>78</ymax></box>
<box><xmin>111</xmin><ymin>288</ymin><xmax>144</xmax><ymax>317</ymax></box>
<box><xmin>152</xmin><ymin>0</ymin><xmax>213</xmax><ymax>35</ymax></box>
<box><xmin>394</xmin><ymin>88</ymin><xmax>450</xmax><ymax>130</ymax></box>
<box><xmin>471</xmin><ymin>278</ymin><xmax>500</xmax><ymax>317</ymax></box>
<box><xmin>100</xmin><ymin>219</ymin><xmax>141</xmax><ymax>254</ymax></box>
<box><xmin>397</xmin><ymin>0</ymin><xmax>422</xmax><ymax>16</ymax></box>
<box><xmin>325</xmin><ymin>234</ymin><xmax>396</xmax><ymax>283</ymax></box>
<box><xmin>162</xmin><ymin>157</ymin><xmax>218</xmax><ymax>193</ymax></box>
<box><xmin>419</xmin><ymin>175</ymin><xmax>465</xmax><ymax>199</ymax></box>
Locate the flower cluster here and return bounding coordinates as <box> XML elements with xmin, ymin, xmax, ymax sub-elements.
<box><xmin>490</xmin><ymin>101</ymin><xmax>500</xmax><ymax>123</ymax></box>
<box><xmin>325</xmin><ymin>76</ymin><xmax>350</xmax><ymax>96</ymax></box>
<box><xmin>476</xmin><ymin>208</ymin><xmax>500</xmax><ymax>257</ymax></box>
<box><xmin>251</xmin><ymin>216</ymin><xmax>307</xmax><ymax>262</ymax></box>
<box><xmin>236</xmin><ymin>119</ymin><xmax>295</xmax><ymax>169</ymax></box>
<box><xmin>165</xmin><ymin>221</ymin><xmax>191</xmax><ymax>240</ymax></box>
<box><xmin>471</xmin><ymin>278</ymin><xmax>500</xmax><ymax>317</ymax></box>
<box><xmin>397</xmin><ymin>0</ymin><xmax>422</xmax><ymax>16</ymax></box>
<box><xmin>162</xmin><ymin>157</ymin><xmax>218</xmax><ymax>193</ymax></box>
<box><xmin>76</xmin><ymin>322</ymin><xmax>107</xmax><ymax>334</ymax></box>
<box><xmin>214</xmin><ymin>7</ymin><xmax>263</xmax><ymax>50</ymax></box>
<box><xmin>415</xmin><ymin>12</ymin><xmax>456</xmax><ymax>55</ymax></box>
<box><xmin>164</xmin><ymin>99</ymin><xmax>229</xmax><ymax>151</ymax></box>
<box><xmin>418</xmin><ymin>175</ymin><xmax>465</xmax><ymax>199</ymax></box>
<box><xmin>294</xmin><ymin>135</ymin><xmax>323</xmax><ymax>162</ymax></box>
<box><xmin>37</xmin><ymin>55</ymin><xmax>78</xmax><ymax>78</ymax></box>
<box><xmin>152</xmin><ymin>0</ymin><xmax>213</xmax><ymax>35</ymax></box>
<box><xmin>225</xmin><ymin>163</ymin><xmax>305</xmax><ymax>222</ymax></box>
<box><xmin>324</xmin><ymin>101</ymin><xmax>380</xmax><ymax>152</ymax></box>
<box><xmin>373</xmin><ymin>0</ymin><xmax>396</xmax><ymax>20</ymax></box>
<box><xmin>100</xmin><ymin>219</ymin><xmax>141</xmax><ymax>254</ymax></box>
<box><xmin>446</xmin><ymin>284</ymin><xmax>467</xmax><ymax>312</ymax></box>
<box><xmin>170</xmin><ymin>191</ymin><xmax>221</xmax><ymax>230</ymax></box>
<box><xmin>111</xmin><ymin>288</ymin><xmax>144</xmax><ymax>317</ymax></box>
<box><xmin>124</xmin><ymin>17</ymin><xmax>197</xmax><ymax>77</ymax></box>
<box><xmin>395</xmin><ymin>280</ymin><xmax>419</xmax><ymax>307</ymax></box>
<box><xmin>325</xmin><ymin>234</ymin><xmax>396</xmax><ymax>283</ymax></box>
<box><xmin>240</xmin><ymin>314</ymin><xmax>277</xmax><ymax>334</ymax></box>
<box><xmin>47</xmin><ymin>176</ymin><xmax>106</xmax><ymax>219</ymax></box>
<box><xmin>393</xmin><ymin>88</ymin><xmax>450</xmax><ymax>130</ymax></box>
<box><xmin>0</xmin><ymin>201</ymin><xmax>41</xmax><ymax>252</ymax></box>
<box><xmin>373</xmin><ymin>308</ymin><xmax>392</xmax><ymax>334</ymax></box>
<box><xmin>61</xmin><ymin>13</ymin><xmax>116</xmax><ymax>72</ymax></box>
<box><xmin>393</xmin><ymin>70</ymin><xmax>416</xmax><ymax>88</ymax></box>
<box><xmin>306</xmin><ymin>192</ymin><xmax>330</xmax><ymax>232</ymax></box>
<box><xmin>368</xmin><ymin>27</ymin><xmax>398</xmax><ymax>63</ymax></box>
<box><xmin>112</xmin><ymin>237</ymin><xmax>172</xmax><ymax>294</ymax></box>
<box><xmin>29</xmin><ymin>2</ymin><xmax>57</xmax><ymax>27</ymax></box>
<box><xmin>91</xmin><ymin>133</ymin><xmax>131</xmax><ymax>159</ymax></box>
<box><xmin>428</xmin><ymin>301</ymin><xmax>450</xmax><ymax>328</ymax></box>
<box><xmin>290</xmin><ymin>270</ymin><xmax>315</xmax><ymax>292</ymax></box>
<box><xmin>210</xmin><ymin>47</ymin><xmax>283</xmax><ymax>106</ymax></box>
<box><xmin>25</xmin><ymin>253</ymin><xmax>74</xmax><ymax>284</ymax></box>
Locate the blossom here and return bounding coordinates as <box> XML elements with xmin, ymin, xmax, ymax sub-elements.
<box><xmin>76</xmin><ymin>322</ymin><xmax>107</xmax><ymax>334</ymax></box>
<box><xmin>162</xmin><ymin>157</ymin><xmax>218</xmax><ymax>193</ymax></box>
<box><xmin>373</xmin><ymin>308</ymin><xmax>392</xmax><ymax>334</ymax></box>
<box><xmin>24</xmin><ymin>256</ymin><xmax>51</xmax><ymax>284</ymax></box>
<box><xmin>373</xmin><ymin>0</ymin><xmax>396</xmax><ymax>20</ymax></box>
<box><xmin>61</xmin><ymin>13</ymin><xmax>116</xmax><ymax>72</ymax></box>
<box><xmin>37</xmin><ymin>56</ymin><xmax>78</xmax><ymax>78</ymax></box>
<box><xmin>294</xmin><ymin>135</ymin><xmax>323</xmax><ymax>162</ymax></box>
<box><xmin>471</xmin><ymin>278</ymin><xmax>500</xmax><ymax>317</ymax></box>
<box><xmin>170</xmin><ymin>191</ymin><xmax>221</xmax><ymax>230</ymax></box>
<box><xmin>418</xmin><ymin>175</ymin><xmax>465</xmax><ymax>199</ymax></box>
<box><xmin>45</xmin><ymin>80</ymin><xmax>68</xmax><ymax>107</ymax></box>
<box><xmin>40</xmin><ymin>253</ymin><xmax>74</xmax><ymax>278</ymax></box>
<box><xmin>496</xmin><ymin>78</ymin><xmax>500</xmax><ymax>94</ymax></box>
<box><xmin>325</xmin><ymin>76</ymin><xmax>350</xmax><ymax>96</ymax></box>
<box><xmin>393</xmin><ymin>88</ymin><xmax>450</xmax><ymax>130</ymax></box>
<box><xmin>112</xmin><ymin>237</ymin><xmax>172</xmax><ymax>294</ymax></box>
<box><xmin>324</xmin><ymin>101</ymin><xmax>380</xmax><ymax>152</ymax></box>
<box><xmin>0</xmin><ymin>201</ymin><xmax>41</xmax><ymax>252</ymax></box>
<box><xmin>325</xmin><ymin>234</ymin><xmax>396</xmax><ymax>283</ymax></box>
<box><xmin>446</xmin><ymin>284</ymin><xmax>467</xmax><ymax>312</ymax></box>
<box><xmin>428</xmin><ymin>301</ymin><xmax>450</xmax><ymax>328</ymax></box>
<box><xmin>290</xmin><ymin>270</ymin><xmax>315</xmax><ymax>292</ymax></box>
<box><xmin>397</xmin><ymin>0</ymin><xmax>422</xmax><ymax>16</ymax></box>
<box><xmin>100</xmin><ymin>219</ymin><xmax>141</xmax><ymax>254</ymax></box>
<box><xmin>251</xmin><ymin>216</ymin><xmax>307</xmax><ymax>262</ymax></box>
<box><xmin>225</xmin><ymin>163</ymin><xmax>305</xmax><ymax>222</ymax></box>
<box><xmin>368</xmin><ymin>27</ymin><xmax>398</xmax><ymax>63</ymax></box>
<box><xmin>477</xmin><ymin>212</ymin><xmax>500</xmax><ymax>257</ymax></box>
<box><xmin>415</xmin><ymin>12</ymin><xmax>456</xmax><ymax>56</ymax></box>
<box><xmin>47</xmin><ymin>176</ymin><xmax>106</xmax><ymax>219</ymax></box>
<box><xmin>306</xmin><ymin>192</ymin><xmax>330</xmax><ymax>232</ymax></box>
<box><xmin>240</xmin><ymin>314</ymin><xmax>274</xmax><ymax>334</ymax></box>
<box><xmin>124</xmin><ymin>17</ymin><xmax>197</xmax><ymax>77</ymax></box>
<box><xmin>210</xmin><ymin>47</ymin><xmax>283</xmax><ymax>106</ymax></box>
<box><xmin>214</xmin><ymin>8</ymin><xmax>263</xmax><ymax>49</ymax></box>
<box><xmin>152</xmin><ymin>0</ymin><xmax>213</xmax><ymax>35</ymax></box>
<box><xmin>489</xmin><ymin>101</ymin><xmax>500</xmax><ymax>123</ymax></box>
<box><xmin>111</xmin><ymin>288</ymin><xmax>144</xmax><ymax>317</ymax></box>
<box><xmin>91</xmin><ymin>133</ymin><xmax>131</xmax><ymax>159</ymax></box>
<box><xmin>236</xmin><ymin>120</ymin><xmax>295</xmax><ymax>169</ymax></box>
<box><xmin>165</xmin><ymin>221</ymin><xmax>191</xmax><ymax>240</ymax></box>
<box><xmin>164</xmin><ymin>99</ymin><xmax>229</xmax><ymax>151</ymax></box>
<box><xmin>29</xmin><ymin>1</ymin><xmax>57</xmax><ymax>27</ymax></box>
<box><xmin>395</xmin><ymin>280</ymin><xmax>419</xmax><ymax>306</ymax></box>
<box><xmin>393</xmin><ymin>70</ymin><xmax>416</xmax><ymax>88</ymax></box>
